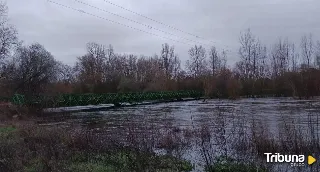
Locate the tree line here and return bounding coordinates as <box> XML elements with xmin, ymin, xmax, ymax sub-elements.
<box><xmin>1</xmin><ymin>2</ymin><xmax>320</xmax><ymax>99</ymax></box>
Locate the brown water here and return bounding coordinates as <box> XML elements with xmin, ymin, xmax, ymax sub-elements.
<box><xmin>39</xmin><ymin>97</ymin><xmax>320</xmax><ymax>172</ymax></box>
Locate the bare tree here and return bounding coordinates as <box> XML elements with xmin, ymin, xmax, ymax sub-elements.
<box><xmin>125</xmin><ymin>54</ymin><xmax>138</xmax><ymax>79</ymax></box>
<box><xmin>172</xmin><ymin>54</ymin><xmax>181</xmax><ymax>80</ymax></box>
<box><xmin>300</xmin><ymin>34</ymin><xmax>314</xmax><ymax>68</ymax></box>
<box><xmin>12</xmin><ymin>43</ymin><xmax>58</xmax><ymax>96</ymax></box>
<box><xmin>159</xmin><ymin>43</ymin><xmax>181</xmax><ymax>81</ymax></box>
<box><xmin>0</xmin><ymin>2</ymin><xmax>18</xmax><ymax>60</ymax></box>
<box><xmin>315</xmin><ymin>41</ymin><xmax>320</xmax><ymax>69</ymax></box>
<box><xmin>186</xmin><ymin>45</ymin><xmax>207</xmax><ymax>77</ymax></box>
<box><xmin>116</xmin><ymin>54</ymin><xmax>139</xmax><ymax>92</ymax></box>
<box><xmin>208</xmin><ymin>46</ymin><xmax>220</xmax><ymax>76</ymax></box>
<box><xmin>0</xmin><ymin>57</ymin><xmax>17</xmax><ymax>96</ymax></box>
<box><xmin>220</xmin><ymin>49</ymin><xmax>228</xmax><ymax>70</ymax></box>
<box><xmin>160</xmin><ymin>43</ymin><xmax>173</xmax><ymax>78</ymax></box>
<box><xmin>104</xmin><ymin>44</ymin><xmax>118</xmax><ymax>82</ymax></box>
<box><xmin>56</xmin><ymin>62</ymin><xmax>74</xmax><ymax>83</ymax></box>
<box><xmin>289</xmin><ymin>43</ymin><xmax>299</xmax><ymax>72</ymax></box>
<box><xmin>238</xmin><ymin>29</ymin><xmax>267</xmax><ymax>79</ymax></box>
<box><xmin>239</xmin><ymin>29</ymin><xmax>257</xmax><ymax>79</ymax></box>
<box><xmin>234</xmin><ymin>61</ymin><xmax>246</xmax><ymax>78</ymax></box>
<box><xmin>136</xmin><ymin>56</ymin><xmax>149</xmax><ymax>83</ymax></box>
<box><xmin>0</xmin><ymin>1</ymin><xmax>18</xmax><ymax>91</ymax></box>
<box><xmin>257</xmin><ymin>45</ymin><xmax>269</xmax><ymax>78</ymax></box>
<box><xmin>86</xmin><ymin>42</ymin><xmax>106</xmax><ymax>60</ymax></box>
<box><xmin>76</xmin><ymin>42</ymin><xmax>125</xmax><ymax>87</ymax></box>
<box><xmin>271</xmin><ymin>38</ymin><xmax>290</xmax><ymax>77</ymax></box>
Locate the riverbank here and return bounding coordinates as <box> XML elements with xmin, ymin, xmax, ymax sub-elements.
<box><xmin>0</xmin><ymin>121</ymin><xmax>193</xmax><ymax>172</ymax></box>
<box><xmin>0</xmin><ymin>118</ymin><xmax>268</xmax><ymax>172</ymax></box>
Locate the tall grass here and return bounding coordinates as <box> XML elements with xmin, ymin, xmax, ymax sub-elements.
<box><xmin>195</xmin><ymin>107</ymin><xmax>320</xmax><ymax>172</ymax></box>
<box><xmin>0</xmin><ymin>122</ymin><xmax>194</xmax><ymax>172</ymax></box>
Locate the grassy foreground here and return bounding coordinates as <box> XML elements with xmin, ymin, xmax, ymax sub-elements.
<box><xmin>0</xmin><ymin>123</ymin><xmax>193</xmax><ymax>172</ymax></box>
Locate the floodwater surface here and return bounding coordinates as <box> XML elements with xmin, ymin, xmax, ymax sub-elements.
<box><xmin>40</xmin><ymin>97</ymin><xmax>320</xmax><ymax>134</ymax></box>
<box><xmin>39</xmin><ymin>97</ymin><xmax>320</xmax><ymax>172</ymax></box>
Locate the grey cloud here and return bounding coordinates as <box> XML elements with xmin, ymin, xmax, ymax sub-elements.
<box><xmin>7</xmin><ymin>0</ymin><xmax>320</xmax><ymax>66</ymax></box>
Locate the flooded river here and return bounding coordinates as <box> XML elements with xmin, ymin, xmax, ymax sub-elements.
<box><xmin>39</xmin><ymin>97</ymin><xmax>320</xmax><ymax>172</ymax></box>
<box><xmin>40</xmin><ymin>97</ymin><xmax>320</xmax><ymax>134</ymax></box>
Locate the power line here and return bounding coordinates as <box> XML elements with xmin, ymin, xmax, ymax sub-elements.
<box><xmin>48</xmin><ymin>0</ymin><xmax>194</xmax><ymax>46</ymax></box>
<box><xmin>100</xmin><ymin>0</ymin><xmax>219</xmax><ymax>45</ymax></box>
<box><xmin>48</xmin><ymin>1</ymin><xmax>233</xmax><ymax>55</ymax></box>
<box><xmin>72</xmin><ymin>0</ymin><xmax>212</xmax><ymax>47</ymax></box>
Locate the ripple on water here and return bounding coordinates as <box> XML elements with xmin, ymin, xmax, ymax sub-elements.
<box><xmin>39</xmin><ymin>98</ymin><xmax>320</xmax><ymax>172</ymax></box>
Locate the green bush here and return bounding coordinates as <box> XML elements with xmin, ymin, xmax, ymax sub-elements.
<box><xmin>206</xmin><ymin>157</ymin><xmax>267</xmax><ymax>172</ymax></box>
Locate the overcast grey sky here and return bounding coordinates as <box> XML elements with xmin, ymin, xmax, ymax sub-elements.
<box><xmin>6</xmin><ymin>0</ymin><xmax>320</xmax><ymax>66</ymax></box>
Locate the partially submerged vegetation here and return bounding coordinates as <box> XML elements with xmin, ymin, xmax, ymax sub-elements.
<box><xmin>205</xmin><ymin>157</ymin><xmax>268</xmax><ymax>172</ymax></box>
<box><xmin>0</xmin><ymin>123</ymin><xmax>193</xmax><ymax>172</ymax></box>
<box><xmin>1</xmin><ymin>104</ymin><xmax>320</xmax><ymax>172</ymax></box>
<box><xmin>0</xmin><ymin>126</ymin><xmax>16</xmax><ymax>133</ymax></box>
<box><xmin>10</xmin><ymin>90</ymin><xmax>203</xmax><ymax>108</ymax></box>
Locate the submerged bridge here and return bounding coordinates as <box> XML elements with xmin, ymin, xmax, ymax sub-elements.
<box><xmin>10</xmin><ymin>90</ymin><xmax>203</xmax><ymax>108</ymax></box>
